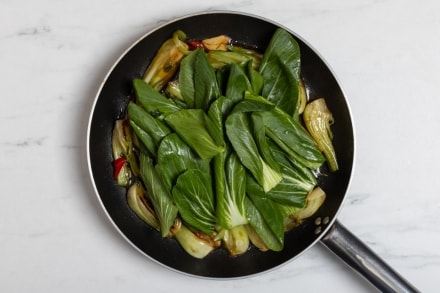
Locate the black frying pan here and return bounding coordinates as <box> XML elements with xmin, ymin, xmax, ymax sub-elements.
<box><xmin>87</xmin><ymin>11</ymin><xmax>418</xmax><ymax>292</ymax></box>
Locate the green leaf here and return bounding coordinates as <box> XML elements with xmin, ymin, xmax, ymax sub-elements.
<box><xmin>207</xmin><ymin>50</ymin><xmax>254</xmax><ymax>70</ymax></box>
<box><xmin>127</xmin><ymin>102</ymin><xmax>171</xmax><ymax>146</ymax></box>
<box><xmin>269</xmin><ymin>139</ymin><xmax>317</xmax><ymax>192</ymax></box>
<box><xmin>156</xmin><ymin>133</ymin><xmax>210</xmax><ymax>192</ymax></box>
<box><xmin>246</xmin><ymin>172</ymin><xmax>307</xmax><ymax>208</ymax></box>
<box><xmin>250</xmin><ymin>112</ymin><xmax>280</xmax><ymax>173</ymax></box>
<box><xmin>247</xmin><ymin>190</ymin><xmax>284</xmax><ymax>248</ymax></box>
<box><xmin>172</xmin><ymin>169</ymin><xmax>217</xmax><ymax>235</ymax></box>
<box><xmin>244</xmin><ymin>197</ymin><xmax>283</xmax><ymax>251</ymax></box>
<box><xmin>179</xmin><ymin>49</ymin><xmax>220</xmax><ymax>111</ymax></box>
<box><xmin>206</xmin><ymin>96</ymin><xmax>232</xmax><ymax>147</ymax></box>
<box><xmin>225</xmin><ymin>63</ymin><xmax>253</xmax><ymax>103</ymax></box>
<box><xmin>133</xmin><ymin>79</ymin><xmax>181</xmax><ymax>116</ymax></box>
<box><xmin>164</xmin><ymin>109</ymin><xmax>224</xmax><ymax>163</ymax></box>
<box><xmin>139</xmin><ymin>154</ymin><xmax>178</xmax><ymax>237</ymax></box>
<box><xmin>129</xmin><ymin>120</ymin><xmax>157</xmax><ymax>157</ymax></box>
<box><xmin>259</xmin><ymin>28</ymin><xmax>301</xmax><ymax>117</ymax></box>
<box><xmin>261</xmin><ymin>108</ymin><xmax>325</xmax><ymax>170</ymax></box>
<box><xmin>231</xmin><ymin>91</ymin><xmax>275</xmax><ymax>113</ymax></box>
<box><xmin>225</xmin><ymin>111</ymin><xmax>282</xmax><ymax>192</ymax></box>
<box><xmin>244</xmin><ymin>60</ymin><xmax>263</xmax><ymax>95</ymax></box>
<box><xmin>215</xmin><ymin>151</ymin><xmax>248</xmax><ymax>229</ymax></box>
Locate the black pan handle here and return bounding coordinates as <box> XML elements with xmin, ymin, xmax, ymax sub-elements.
<box><xmin>320</xmin><ymin>220</ymin><xmax>420</xmax><ymax>293</ymax></box>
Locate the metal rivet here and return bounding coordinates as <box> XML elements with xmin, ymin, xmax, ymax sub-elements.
<box><xmin>323</xmin><ymin>216</ymin><xmax>330</xmax><ymax>225</ymax></box>
<box><xmin>314</xmin><ymin>226</ymin><xmax>322</xmax><ymax>234</ymax></box>
<box><xmin>314</xmin><ymin>217</ymin><xmax>322</xmax><ymax>226</ymax></box>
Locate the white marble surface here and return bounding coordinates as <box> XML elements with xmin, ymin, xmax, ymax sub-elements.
<box><xmin>1</xmin><ymin>0</ymin><xmax>439</xmax><ymax>292</ymax></box>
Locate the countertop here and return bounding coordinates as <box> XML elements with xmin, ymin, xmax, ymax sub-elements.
<box><xmin>1</xmin><ymin>0</ymin><xmax>439</xmax><ymax>292</ymax></box>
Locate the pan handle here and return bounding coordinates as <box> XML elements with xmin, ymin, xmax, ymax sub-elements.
<box><xmin>320</xmin><ymin>220</ymin><xmax>420</xmax><ymax>293</ymax></box>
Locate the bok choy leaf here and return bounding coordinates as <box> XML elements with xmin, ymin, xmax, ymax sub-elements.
<box><xmin>172</xmin><ymin>169</ymin><xmax>217</xmax><ymax>235</ymax></box>
<box><xmin>139</xmin><ymin>154</ymin><xmax>178</xmax><ymax>237</ymax></box>
<box><xmin>215</xmin><ymin>151</ymin><xmax>248</xmax><ymax>230</ymax></box>
<box><xmin>133</xmin><ymin>79</ymin><xmax>181</xmax><ymax>117</ymax></box>
<box><xmin>156</xmin><ymin>133</ymin><xmax>210</xmax><ymax>192</ymax></box>
<box><xmin>179</xmin><ymin>48</ymin><xmax>220</xmax><ymax>111</ymax></box>
<box><xmin>244</xmin><ymin>197</ymin><xmax>283</xmax><ymax>251</ymax></box>
<box><xmin>127</xmin><ymin>102</ymin><xmax>171</xmax><ymax>147</ymax></box>
<box><xmin>225</xmin><ymin>62</ymin><xmax>253</xmax><ymax>102</ymax></box>
<box><xmin>225</xmin><ymin>111</ymin><xmax>282</xmax><ymax>192</ymax></box>
<box><xmin>259</xmin><ymin>28</ymin><xmax>301</xmax><ymax>118</ymax></box>
<box><xmin>164</xmin><ymin>109</ymin><xmax>224</xmax><ymax>163</ymax></box>
<box><xmin>246</xmin><ymin>191</ymin><xmax>285</xmax><ymax>250</ymax></box>
<box><xmin>261</xmin><ymin>108</ymin><xmax>325</xmax><ymax>170</ymax></box>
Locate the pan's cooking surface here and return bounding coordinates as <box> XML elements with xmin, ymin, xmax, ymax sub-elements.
<box><xmin>88</xmin><ymin>11</ymin><xmax>354</xmax><ymax>278</ymax></box>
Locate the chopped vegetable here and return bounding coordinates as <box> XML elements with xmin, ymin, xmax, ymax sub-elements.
<box><xmin>303</xmin><ymin>98</ymin><xmax>338</xmax><ymax>171</ymax></box>
<box><xmin>298</xmin><ymin>78</ymin><xmax>307</xmax><ymax>115</ymax></box>
<box><xmin>201</xmin><ymin>34</ymin><xmax>231</xmax><ymax>51</ymax></box>
<box><xmin>143</xmin><ymin>30</ymin><xmax>189</xmax><ymax>90</ymax></box>
<box><xmin>226</xmin><ymin>111</ymin><xmax>282</xmax><ymax>192</ymax></box>
<box><xmin>127</xmin><ymin>182</ymin><xmax>159</xmax><ymax>231</ymax></box>
<box><xmin>244</xmin><ymin>197</ymin><xmax>283</xmax><ymax>251</ymax></box>
<box><xmin>179</xmin><ymin>48</ymin><xmax>220</xmax><ymax>110</ymax></box>
<box><xmin>133</xmin><ymin>79</ymin><xmax>181</xmax><ymax>117</ymax></box>
<box><xmin>261</xmin><ymin>108</ymin><xmax>326</xmax><ymax>170</ymax></box>
<box><xmin>156</xmin><ymin>133</ymin><xmax>209</xmax><ymax>192</ymax></box>
<box><xmin>259</xmin><ymin>28</ymin><xmax>301</xmax><ymax>117</ymax></box>
<box><xmin>221</xmin><ymin>225</ymin><xmax>249</xmax><ymax>256</ymax></box>
<box><xmin>111</xmin><ymin>119</ymin><xmax>138</xmax><ymax>186</ymax></box>
<box><xmin>244</xmin><ymin>224</ymin><xmax>269</xmax><ymax>252</ymax></box>
<box><xmin>296</xmin><ymin>186</ymin><xmax>326</xmax><ymax>219</ymax></box>
<box><xmin>139</xmin><ymin>154</ymin><xmax>178</xmax><ymax>237</ymax></box>
<box><xmin>172</xmin><ymin>169</ymin><xmax>217</xmax><ymax>235</ymax></box>
<box><xmin>164</xmin><ymin>109</ymin><xmax>224</xmax><ymax>163</ymax></box>
<box><xmin>215</xmin><ymin>152</ymin><xmax>248</xmax><ymax>230</ymax></box>
<box><xmin>171</xmin><ymin>219</ymin><xmax>216</xmax><ymax>259</ymax></box>
<box><xmin>127</xmin><ymin>102</ymin><xmax>171</xmax><ymax>147</ymax></box>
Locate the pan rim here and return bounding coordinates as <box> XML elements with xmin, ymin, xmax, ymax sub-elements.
<box><xmin>86</xmin><ymin>9</ymin><xmax>356</xmax><ymax>279</ymax></box>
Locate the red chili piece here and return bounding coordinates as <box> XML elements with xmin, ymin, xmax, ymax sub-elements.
<box><xmin>187</xmin><ymin>40</ymin><xmax>205</xmax><ymax>51</ymax></box>
<box><xmin>113</xmin><ymin>157</ymin><xmax>127</xmax><ymax>179</ymax></box>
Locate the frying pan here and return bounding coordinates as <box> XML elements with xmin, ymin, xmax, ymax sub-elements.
<box><xmin>87</xmin><ymin>11</ymin><xmax>419</xmax><ymax>292</ymax></box>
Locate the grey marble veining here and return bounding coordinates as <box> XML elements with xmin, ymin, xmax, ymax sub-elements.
<box><xmin>1</xmin><ymin>0</ymin><xmax>439</xmax><ymax>292</ymax></box>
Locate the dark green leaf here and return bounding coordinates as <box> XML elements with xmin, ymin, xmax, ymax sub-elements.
<box><xmin>246</xmin><ymin>173</ymin><xmax>307</xmax><ymax>208</ymax></box>
<box><xmin>225</xmin><ymin>111</ymin><xmax>282</xmax><ymax>192</ymax></box>
<box><xmin>129</xmin><ymin>120</ymin><xmax>157</xmax><ymax>158</ymax></box>
<box><xmin>259</xmin><ymin>28</ymin><xmax>301</xmax><ymax>117</ymax></box>
<box><xmin>156</xmin><ymin>133</ymin><xmax>210</xmax><ymax>192</ymax></box>
<box><xmin>247</xmin><ymin>189</ymin><xmax>284</xmax><ymax>246</ymax></box>
<box><xmin>127</xmin><ymin>102</ymin><xmax>171</xmax><ymax>146</ymax></box>
<box><xmin>215</xmin><ymin>151</ymin><xmax>248</xmax><ymax>229</ymax></box>
<box><xmin>133</xmin><ymin>79</ymin><xmax>181</xmax><ymax>116</ymax></box>
<box><xmin>172</xmin><ymin>169</ymin><xmax>216</xmax><ymax>235</ymax></box>
<box><xmin>269</xmin><ymin>139</ymin><xmax>317</xmax><ymax>191</ymax></box>
<box><xmin>231</xmin><ymin>91</ymin><xmax>275</xmax><ymax>113</ymax></box>
<box><xmin>165</xmin><ymin>109</ymin><xmax>224</xmax><ymax>163</ymax></box>
<box><xmin>179</xmin><ymin>49</ymin><xmax>220</xmax><ymax>111</ymax></box>
<box><xmin>206</xmin><ymin>96</ymin><xmax>232</xmax><ymax>147</ymax></box>
<box><xmin>207</xmin><ymin>50</ymin><xmax>254</xmax><ymax>70</ymax></box>
<box><xmin>244</xmin><ymin>196</ymin><xmax>283</xmax><ymax>251</ymax></box>
<box><xmin>250</xmin><ymin>112</ymin><xmax>280</xmax><ymax>173</ymax></box>
<box><xmin>225</xmin><ymin>63</ymin><xmax>252</xmax><ymax>103</ymax></box>
<box><xmin>139</xmin><ymin>154</ymin><xmax>178</xmax><ymax>237</ymax></box>
<box><xmin>244</xmin><ymin>60</ymin><xmax>263</xmax><ymax>95</ymax></box>
<box><xmin>261</xmin><ymin>108</ymin><xmax>325</xmax><ymax>170</ymax></box>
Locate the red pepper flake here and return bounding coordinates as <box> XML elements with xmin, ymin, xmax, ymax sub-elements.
<box><xmin>113</xmin><ymin>157</ymin><xmax>127</xmax><ymax>180</ymax></box>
